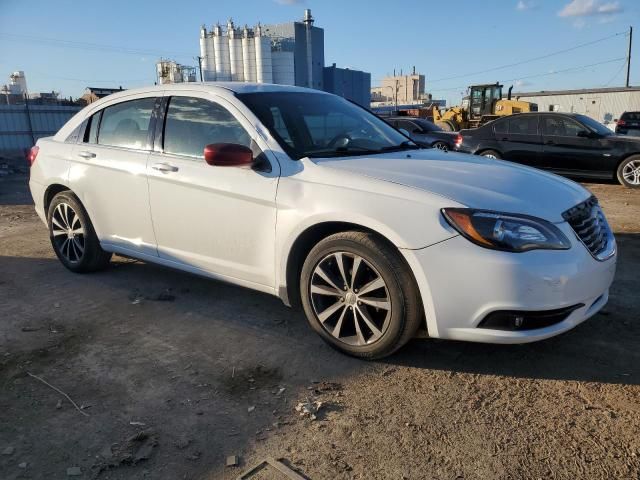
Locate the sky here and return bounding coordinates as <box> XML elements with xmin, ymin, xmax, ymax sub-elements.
<box><xmin>0</xmin><ymin>0</ymin><xmax>638</xmax><ymax>105</ymax></box>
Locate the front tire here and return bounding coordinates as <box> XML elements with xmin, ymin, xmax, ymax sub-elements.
<box><xmin>47</xmin><ymin>191</ymin><xmax>112</xmax><ymax>273</ymax></box>
<box><xmin>617</xmin><ymin>155</ymin><xmax>640</xmax><ymax>188</ymax></box>
<box><xmin>300</xmin><ymin>231</ymin><xmax>423</xmax><ymax>359</ymax></box>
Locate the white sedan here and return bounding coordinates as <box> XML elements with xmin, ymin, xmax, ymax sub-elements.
<box><xmin>28</xmin><ymin>83</ymin><xmax>617</xmax><ymax>358</ymax></box>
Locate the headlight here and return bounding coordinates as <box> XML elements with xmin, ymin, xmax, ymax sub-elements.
<box><xmin>442</xmin><ymin>208</ymin><xmax>571</xmax><ymax>252</ymax></box>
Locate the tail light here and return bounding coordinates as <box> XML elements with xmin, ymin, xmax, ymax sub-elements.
<box><xmin>454</xmin><ymin>134</ymin><xmax>462</xmax><ymax>148</ymax></box>
<box><xmin>26</xmin><ymin>146</ymin><xmax>39</xmax><ymax>167</ymax></box>
<box><xmin>616</xmin><ymin>119</ymin><xmax>626</xmax><ymax>126</ymax></box>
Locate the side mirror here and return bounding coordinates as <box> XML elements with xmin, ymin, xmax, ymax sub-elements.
<box><xmin>399</xmin><ymin>128</ymin><xmax>411</xmax><ymax>137</ymax></box>
<box><xmin>204</xmin><ymin>143</ymin><xmax>253</xmax><ymax>167</ymax></box>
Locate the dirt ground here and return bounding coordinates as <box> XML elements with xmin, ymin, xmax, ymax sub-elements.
<box><xmin>1</xmin><ymin>173</ymin><xmax>639</xmax><ymax>480</ymax></box>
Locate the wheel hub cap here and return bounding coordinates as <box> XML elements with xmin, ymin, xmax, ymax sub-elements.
<box><xmin>309</xmin><ymin>252</ymin><xmax>392</xmax><ymax>346</ymax></box>
<box><xmin>51</xmin><ymin>202</ymin><xmax>85</xmax><ymax>263</ymax></box>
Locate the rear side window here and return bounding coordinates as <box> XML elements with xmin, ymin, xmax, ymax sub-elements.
<box><xmin>493</xmin><ymin>120</ymin><xmax>508</xmax><ymax>134</ymax></box>
<box><xmin>163</xmin><ymin>96</ymin><xmax>251</xmax><ymax>159</ymax></box>
<box><xmin>97</xmin><ymin>98</ymin><xmax>155</xmax><ymax>149</ymax></box>
<box><xmin>508</xmin><ymin>116</ymin><xmax>539</xmax><ymax>135</ymax></box>
<box><xmin>621</xmin><ymin>112</ymin><xmax>640</xmax><ymax>121</ymax></box>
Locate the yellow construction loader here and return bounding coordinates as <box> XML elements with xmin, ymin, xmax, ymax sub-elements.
<box><xmin>432</xmin><ymin>83</ymin><xmax>537</xmax><ymax>131</ymax></box>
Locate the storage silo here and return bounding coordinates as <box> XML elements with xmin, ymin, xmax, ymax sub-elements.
<box><xmin>228</xmin><ymin>20</ymin><xmax>244</xmax><ymax>82</ymax></box>
<box><xmin>242</xmin><ymin>26</ymin><xmax>257</xmax><ymax>83</ymax></box>
<box><xmin>272</xmin><ymin>51</ymin><xmax>295</xmax><ymax>85</ymax></box>
<box><xmin>199</xmin><ymin>26</ymin><xmax>216</xmax><ymax>81</ymax></box>
<box><xmin>213</xmin><ymin>24</ymin><xmax>231</xmax><ymax>81</ymax></box>
<box><xmin>254</xmin><ymin>24</ymin><xmax>273</xmax><ymax>84</ymax></box>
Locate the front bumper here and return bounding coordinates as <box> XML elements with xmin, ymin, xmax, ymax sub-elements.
<box><xmin>402</xmin><ymin>222</ymin><xmax>617</xmax><ymax>344</ymax></box>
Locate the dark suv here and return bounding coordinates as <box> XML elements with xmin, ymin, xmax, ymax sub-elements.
<box><xmin>455</xmin><ymin>112</ymin><xmax>640</xmax><ymax>188</ymax></box>
<box><xmin>616</xmin><ymin>111</ymin><xmax>640</xmax><ymax>137</ymax></box>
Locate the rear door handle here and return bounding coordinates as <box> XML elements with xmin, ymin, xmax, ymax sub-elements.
<box><xmin>77</xmin><ymin>151</ymin><xmax>96</xmax><ymax>159</ymax></box>
<box><xmin>152</xmin><ymin>163</ymin><xmax>179</xmax><ymax>173</ymax></box>
<box><xmin>501</xmin><ymin>137</ymin><xmax>509</xmax><ymax>141</ymax></box>
<box><xmin>545</xmin><ymin>140</ymin><xmax>555</xmax><ymax>145</ymax></box>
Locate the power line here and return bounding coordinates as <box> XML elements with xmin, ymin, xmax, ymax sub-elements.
<box><xmin>0</xmin><ymin>32</ymin><xmax>194</xmax><ymax>59</ymax></box>
<box><xmin>428</xmin><ymin>30</ymin><xmax>629</xmax><ymax>84</ymax></box>
<box><xmin>429</xmin><ymin>57</ymin><xmax>627</xmax><ymax>92</ymax></box>
<box><xmin>604</xmin><ymin>59</ymin><xmax>628</xmax><ymax>87</ymax></box>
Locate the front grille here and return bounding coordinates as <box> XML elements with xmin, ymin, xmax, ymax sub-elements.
<box><xmin>562</xmin><ymin>196</ymin><xmax>613</xmax><ymax>260</ymax></box>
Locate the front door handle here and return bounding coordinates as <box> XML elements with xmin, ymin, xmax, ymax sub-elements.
<box><xmin>501</xmin><ymin>137</ymin><xmax>509</xmax><ymax>141</ymax></box>
<box><xmin>152</xmin><ymin>163</ymin><xmax>179</xmax><ymax>173</ymax></box>
<box><xmin>545</xmin><ymin>140</ymin><xmax>555</xmax><ymax>145</ymax></box>
<box><xmin>77</xmin><ymin>151</ymin><xmax>96</xmax><ymax>159</ymax></box>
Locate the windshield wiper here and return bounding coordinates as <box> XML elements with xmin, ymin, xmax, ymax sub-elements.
<box><xmin>378</xmin><ymin>141</ymin><xmax>421</xmax><ymax>152</ymax></box>
<box><xmin>307</xmin><ymin>146</ymin><xmax>380</xmax><ymax>158</ymax></box>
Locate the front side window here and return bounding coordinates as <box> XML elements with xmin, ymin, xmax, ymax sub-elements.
<box><xmin>163</xmin><ymin>96</ymin><xmax>251</xmax><ymax>159</ymax></box>
<box><xmin>543</xmin><ymin>117</ymin><xmax>584</xmax><ymax>137</ymax></box>
<box><xmin>98</xmin><ymin>98</ymin><xmax>155</xmax><ymax>149</ymax></box>
<box><xmin>493</xmin><ymin>119</ymin><xmax>508</xmax><ymax>135</ymax></box>
<box><xmin>508</xmin><ymin>116</ymin><xmax>539</xmax><ymax>135</ymax></box>
<box><xmin>237</xmin><ymin>92</ymin><xmax>414</xmax><ymax>159</ymax></box>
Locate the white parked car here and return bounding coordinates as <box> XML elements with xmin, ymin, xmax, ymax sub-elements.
<box><xmin>28</xmin><ymin>83</ymin><xmax>617</xmax><ymax>358</ymax></box>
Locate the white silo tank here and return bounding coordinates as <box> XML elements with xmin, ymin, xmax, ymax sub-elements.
<box><xmin>228</xmin><ymin>21</ymin><xmax>244</xmax><ymax>82</ymax></box>
<box><xmin>271</xmin><ymin>51</ymin><xmax>295</xmax><ymax>86</ymax></box>
<box><xmin>205</xmin><ymin>29</ymin><xmax>217</xmax><ymax>81</ymax></box>
<box><xmin>242</xmin><ymin>27</ymin><xmax>256</xmax><ymax>83</ymax></box>
<box><xmin>199</xmin><ymin>26</ymin><xmax>213</xmax><ymax>81</ymax></box>
<box><xmin>254</xmin><ymin>27</ymin><xmax>273</xmax><ymax>84</ymax></box>
<box><xmin>213</xmin><ymin>24</ymin><xmax>231</xmax><ymax>81</ymax></box>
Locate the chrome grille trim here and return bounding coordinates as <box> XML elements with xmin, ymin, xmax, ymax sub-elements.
<box><xmin>562</xmin><ymin>196</ymin><xmax>616</xmax><ymax>261</ymax></box>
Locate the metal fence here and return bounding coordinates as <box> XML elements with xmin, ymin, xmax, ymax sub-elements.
<box><xmin>0</xmin><ymin>104</ymin><xmax>81</xmax><ymax>170</ymax></box>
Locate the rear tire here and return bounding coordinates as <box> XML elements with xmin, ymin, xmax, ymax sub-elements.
<box><xmin>479</xmin><ymin>149</ymin><xmax>501</xmax><ymax>159</ymax></box>
<box><xmin>300</xmin><ymin>231</ymin><xmax>423</xmax><ymax>359</ymax></box>
<box><xmin>47</xmin><ymin>191</ymin><xmax>112</xmax><ymax>273</ymax></box>
<box><xmin>432</xmin><ymin>141</ymin><xmax>448</xmax><ymax>152</ymax></box>
<box><xmin>616</xmin><ymin>155</ymin><xmax>640</xmax><ymax>188</ymax></box>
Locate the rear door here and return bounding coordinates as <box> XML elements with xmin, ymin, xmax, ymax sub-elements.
<box><xmin>68</xmin><ymin>95</ymin><xmax>158</xmax><ymax>257</ymax></box>
<box><xmin>540</xmin><ymin>115</ymin><xmax>609</xmax><ymax>173</ymax></box>
<box><xmin>494</xmin><ymin>115</ymin><xmax>542</xmax><ymax>166</ymax></box>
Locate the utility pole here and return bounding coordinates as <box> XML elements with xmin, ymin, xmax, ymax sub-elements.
<box><xmin>196</xmin><ymin>56</ymin><xmax>204</xmax><ymax>82</ymax></box>
<box><xmin>626</xmin><ymin>26</ymin><xmax>633</xmax><ymax>88</ymax></box>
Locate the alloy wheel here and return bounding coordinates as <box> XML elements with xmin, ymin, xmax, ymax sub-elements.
<box><xmin>434</xmin><ymin>142</ymin><xmax>448</xmax><ymax>152</ymax></box>
<box><xmin>622</xmin><ymin>160</ymin><xmax>640</xmax><ymax>185</ymax></box>
<box><xmin>51</xmin><ymin>203</ymin><xmax>85</xmax><ymax>263</ymax></box>
<box><xmin>309</xmin><ymin>252</ymin><xmax>392</xmax><ymax>346</ymax></box>
<box><xmin>483</xmin><ymin>153</ymin><xmax>497</xmax><ymax>159</ymax></box>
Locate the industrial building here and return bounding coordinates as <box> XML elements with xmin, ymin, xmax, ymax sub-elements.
<box><xmin>199</xmin><ymin>9</ymin><xmax>323</xmax><ymax>88</ymax></box>
<box><xmin>156</xmin><ymin>59</ymin><xmax>197</xmax><ymax>85</ymax></box>
<box><xmin>323</xmin><ymin>64</ymin><xmax>371</xmax><ymax>107</ymax></box>
<box><xmin>513</xmin><ymin>86</ymin><xmax>640</xmax><ymax>130</ymax></box>
<box><xmin>197</xmin><ymin>9</ymin><xmax>370</xmax><ymax>105</ymax></box>
<box><xmin>371</xmin><ymin>72</ymin><xmax>427</xmax><ymax>105</ymax></box>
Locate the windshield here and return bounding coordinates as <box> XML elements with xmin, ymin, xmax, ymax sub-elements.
<box><xmin>574</xmin><ymin>114</ymin><xmax>613</xmax><ymax>136</ymax></box>
<box><xmin>237</xmin><ymin>92</ymin><xmax>417</xmax><ymax>159</ymax></box>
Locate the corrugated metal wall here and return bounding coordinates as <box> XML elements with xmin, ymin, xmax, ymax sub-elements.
<box><xmin>514</xmin><ymin>91</ymin><xmax>640</xmax><ymax>130</ymax></box>
<box><xmin>0</xmin><ymin>104</ymin><xmax>81</xmax><ymax>160</ymax></box>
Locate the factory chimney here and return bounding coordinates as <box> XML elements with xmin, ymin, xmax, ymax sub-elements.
<box><xmin>303</xmin><ymin>9</ymin><xmax>314</xmax><ymax>88</ymax></box>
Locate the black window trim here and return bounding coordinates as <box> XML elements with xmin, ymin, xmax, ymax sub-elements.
<box><xmin>82</xmin><ymin>96</ymin><xmax>158</xmax><ymax>151</ymax></box>
<box><xmin>157</xmin><ymin>94</ymin><xmax>270</xmax><ymax>172</ymax></box>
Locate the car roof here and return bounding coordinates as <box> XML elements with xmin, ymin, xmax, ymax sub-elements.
<box><xmin>102</xmin><ymin>82</ymin><xmax>327</xmax><ymax>100</ymax></box>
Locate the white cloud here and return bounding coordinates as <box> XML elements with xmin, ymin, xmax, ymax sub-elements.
<box><xmin>514</xmin><ymin>79</ymin><xmax>532</xmax><ymax>88</ymax></box>
<box><xmin>516</xmin><ymin>1</ymin><xmax>536</xmax><ymax>11</ymax></box>
<box><xmin>558</xmin><ymin>0</ymin><xmax>622</xmax><ymax>17</ymax></box>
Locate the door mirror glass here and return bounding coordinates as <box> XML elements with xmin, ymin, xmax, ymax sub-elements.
<box><xmin>204</xmin><ymin>143</ymin><xmax>253</xmax><ymax>167</ymax></box>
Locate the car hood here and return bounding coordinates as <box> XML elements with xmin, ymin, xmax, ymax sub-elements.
<box><xmin>313</xmin><ymin>150</ymin><xmax>590</xmax><ymax>222</ymax></box>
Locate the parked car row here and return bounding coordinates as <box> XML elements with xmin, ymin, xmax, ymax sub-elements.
<box><xmin>390</xmin><ymin>112</ymin><xmax>640</xmax><ymax>188</ymax></box>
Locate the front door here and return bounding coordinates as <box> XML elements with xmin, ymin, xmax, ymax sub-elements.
<box><xmin>540</xmin><ymin>115</ymin><xmax>608</xmax><ymax>173</ymax></box>
<box><xmin>146</xmin><ymin>93</ymin><xmax>280</xmax><ymax>289</ymax></box>
<box><xmin>68</xmin><ymin>95</ymin><xmax>158</xmax><ymax>257</ymax></box>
